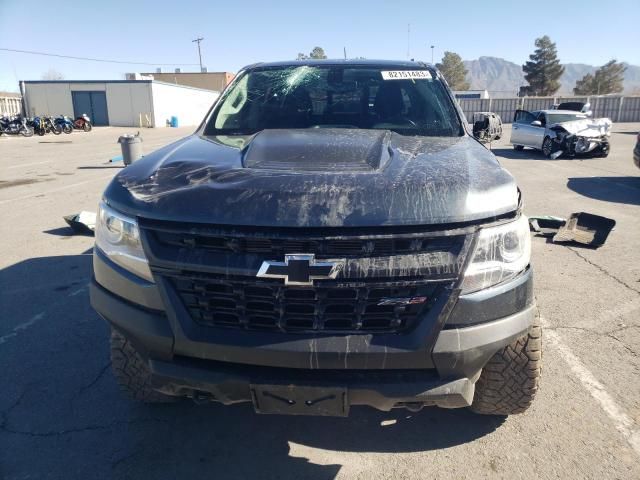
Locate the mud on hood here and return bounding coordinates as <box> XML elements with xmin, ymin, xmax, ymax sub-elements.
<box><xmin>104</xmin><ymin>129</ymin><xmax>518</xmax><ymax>228</ymax></box>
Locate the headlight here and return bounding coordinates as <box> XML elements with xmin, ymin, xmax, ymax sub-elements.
<box><xmin>95</xmin><ymin>201</ymin><xmax>153</xmax><ymax>281</ymax></box>
<box><xmin>461</xmin><ymin>215</ymin><xmax>530</xmax><ymax>294</ymax></box>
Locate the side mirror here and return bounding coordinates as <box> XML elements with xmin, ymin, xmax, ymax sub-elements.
<box><xmin>531</xmin><ymin>120</ymin><xmax>542</xmax><ymax>127</ymax></box>
<box><xmin>585</xmin><ymin>111</ymin><xmax>593</xmax><ymax>117</ymax></box>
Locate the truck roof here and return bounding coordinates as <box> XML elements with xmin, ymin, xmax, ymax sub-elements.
<box><xmin>242</xmin><ymin>59</ymin><xmax>433</xmax><ymax>70</ymax></box>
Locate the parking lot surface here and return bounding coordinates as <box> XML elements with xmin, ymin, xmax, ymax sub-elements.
<box><xmin>1</xmin><ymin>125</ymin><xmax>639</xmax><ymax>479</ymax></box>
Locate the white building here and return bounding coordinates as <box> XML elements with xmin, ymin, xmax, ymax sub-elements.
<box><xmin>21</xmin><ymin>80</ymin><xmax>219</xmax><ymax>127</ymax></box>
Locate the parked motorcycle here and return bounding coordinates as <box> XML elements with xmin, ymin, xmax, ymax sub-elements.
<box><xmin>45</xmin><ymin>116</ymin><xmax>62</xmax><ymax>135</ymax></box>
<box><xmin>29</xmin><ymin>116</ymin><xmax>43</xmax><ymax>135</ymax></box>
<box><xmin>54</xmin><ymin>115</ymin><xmax>74</xmax><ymax>134</ymax></box>
<box><xmin>31</xmin><ymin>115</ymin><xmax>62</xmax><ymax>136</ymax></box>
<box><xmin>0</xmin><ymin>115</ymin><xmax>34</xmax><ymax>137</ymax></box>
<box><xmin>73</xmin><ymin>113</ymin><xmax>92</xmax><ymax>132</ymax></box>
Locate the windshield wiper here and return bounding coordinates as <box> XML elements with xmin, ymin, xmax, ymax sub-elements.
<box><xmin>210</xmin><ymin>129</ymin><xmax>262</xmax><ymax>136</ymax></box>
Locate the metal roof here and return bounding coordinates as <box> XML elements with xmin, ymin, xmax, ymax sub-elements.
<box><xmin>22</xmin><ymin>80</ymin><xmax>152</xmax><ymax>84</ymax></box>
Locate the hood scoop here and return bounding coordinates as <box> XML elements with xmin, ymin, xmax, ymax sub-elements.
<box><xmin>242</xmin><ymin>128</ymin><xmax>391</xmax><ymax>172</ymax></box>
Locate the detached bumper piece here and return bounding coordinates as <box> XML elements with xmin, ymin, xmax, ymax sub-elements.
<box><xmin>149</xmin><ymin>358</ymin><xmax>476</xmax><ymax>414</ymax></box>
<box><xmin>552</xmin><ymin>212</ymin><xmax>615</xmax><ymax>248</ymax></box>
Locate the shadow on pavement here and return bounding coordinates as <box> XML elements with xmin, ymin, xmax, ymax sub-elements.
<box><xmin>1</xmin><ymin>254</ymin><xmax>504</xmax><ymax>480</ymax></box>
<box><xmin>567</xmin><ymin>176</ymin><xmax>640</xmax><ymax>206</ymax></box>
<box><xmin>105</xmin><ymin>401</ymin><xmax>504</xmax><ymax>479</ymax></box>
<box><xmin>491</xmin><ymin>147</ymin><xmax>547</xmax><ymax>160</ymax></box>
<box><xmin>43</xmin><ymin>226</ymin><xmax>75</xmax><ymax>237</ymax></box>
<box><xmin>77</xmin><ymin>165</ymin><xmax>123</xmax><ymax>170</ymax></box>
<box><xmin>492</xmin><ymin>146</ymin><xmax>602</xmax><ymax>161</ymax></box>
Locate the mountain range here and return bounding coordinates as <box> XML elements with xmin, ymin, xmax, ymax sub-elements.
<box><xmin>463</xmin><ymin>57</ymin><xmax>640</xmax><ymax>97</ymax></box>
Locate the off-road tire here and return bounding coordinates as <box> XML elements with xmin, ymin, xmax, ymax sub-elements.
<box><xmin>513</xmin><ymin>145</ymin><xmax>524</xmax><ymax>151</ymax></box>
<box><xmin>110</xmin><ymin>329</ymin><xmax>177</xmax><ymax>403</ymax></box>
<box><xmin>470</xmin><ymin>315</ymin><xmax>542</xmax><ymax>415</ymax></box>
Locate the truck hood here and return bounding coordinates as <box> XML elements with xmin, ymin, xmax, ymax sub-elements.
<box><xmin>105</xmin><ymin>129</ymin><xmax>518</xmax><ymax>228</ymax></box>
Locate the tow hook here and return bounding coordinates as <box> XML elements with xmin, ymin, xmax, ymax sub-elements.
<box><xmin>404</xmin><ymin>402</ymin><xmax>425</xmax><ymax>413</ymax></box>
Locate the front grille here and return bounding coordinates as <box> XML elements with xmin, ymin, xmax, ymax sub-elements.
<box><xmin>168</xmin><ymin>273</ymin><xmax>447</xmax><ymax>334</ymax></box>
<box><xmin>149</xmin><ymin>229</ymin><xmax>460</xmax><ymax>258</ymax></box>
<box><xmin>140</xmin><ymin>221</ymin><xmax>467</xmax><ymax>335</ymax></box>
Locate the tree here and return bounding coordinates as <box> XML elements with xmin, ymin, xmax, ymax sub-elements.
<box><xmin>297</xmin><ymin>47</ymin><xmax>327</xmax><ymax>60</ymax></box>
<box><xmin>435</xmin><ymin>51</ymin><xmax>469</xmax><ymax>90</ymax></box>
<box><xmin>309</xmin><ymin>47</ymin><xmax>327</xmax><ymax>59</ymax></box>
<box><xmin>573</xmin><ymin>60</ymin><xmax>626</xmax><ymax>95</ymax></box>
<box><xmin>41</xmin><ymin>68</ymin><xmax>65</xmax><ymax>80</ymax></box>
<box><xmin>522</xmin><ymin>36</ymin><xmax>564</xmax><ymax>96</ymax></box>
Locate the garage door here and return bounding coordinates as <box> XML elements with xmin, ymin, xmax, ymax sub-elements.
<box><xmin>72</xmin><ymin>91</ymin><xmax>109</xmax><ymax>126</ymax></box>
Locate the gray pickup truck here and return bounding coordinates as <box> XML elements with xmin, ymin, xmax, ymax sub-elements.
<box><xmin>90</xmin><ymin>60</ymin><xmax>540</xmax><ymax>417</ymax></box>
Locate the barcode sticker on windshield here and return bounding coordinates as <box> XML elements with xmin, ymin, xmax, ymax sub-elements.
<box><xmin>381</xmin><ymin>70</ymin><xmax>432</xmax><ymax>80</ymax></box>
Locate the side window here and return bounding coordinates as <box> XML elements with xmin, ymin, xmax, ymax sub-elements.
<box><xmin>515</xmin><ymin>110</ymin><xmax>536</xmax><ymax>124</ymax></box>
<box><xmin>537</xmin><ymin>113</ymin><xmax>546</xmax><ymax>127</ymax></box>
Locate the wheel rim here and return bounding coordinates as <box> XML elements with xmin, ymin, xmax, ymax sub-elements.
<box><xmin>543</xmin><ymin>138</ymin><xmax>552</xmax><ymax>156</ymax></box>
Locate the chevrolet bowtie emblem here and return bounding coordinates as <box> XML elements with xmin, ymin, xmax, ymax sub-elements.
<box><xmin>257</xmin><ymin>254</ymin><xmax>341</xmax><ymax>286</ymax></box>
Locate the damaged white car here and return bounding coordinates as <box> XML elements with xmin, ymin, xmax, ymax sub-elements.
<box><xmin>511</xmin><ymin>109</ymin><xmax>611</xmax><ymax>158</ymax></box>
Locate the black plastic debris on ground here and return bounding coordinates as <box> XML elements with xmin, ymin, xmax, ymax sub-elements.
<box><xmin>529</xmin><ymin>215</ymin><xmax>566</xmax><ymax>234</ymax></box>
<box><xmin>63</xmin><ymin>211</ymin><xmax>96</xmax><ymax>236</ymax></box>
<box><xmin>552</xmin><ymin>212</ymin><xmax>615</xmax><ymax>248</ymax></box>
<box><xmin>529</xmin><ymin>213</ymin><xmax>615</xmax><ymax>248</ymax></box>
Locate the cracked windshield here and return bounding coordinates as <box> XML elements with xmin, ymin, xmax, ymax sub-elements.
<box><xmin>209</xmin><ymin>65</ymin><xmax>462</xmax><ymax>136</ymax></box>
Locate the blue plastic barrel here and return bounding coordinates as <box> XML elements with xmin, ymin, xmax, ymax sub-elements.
<box><xmin>170</xmin><ymin>116</ymin><xmax>179</xmax><ymax>128</ymax></box>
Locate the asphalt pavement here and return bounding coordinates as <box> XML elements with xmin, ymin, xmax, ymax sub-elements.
<box><xmin>1</xmin><ymin>124</ymin><xmax>639</xmax><ymax>479</ymax></box>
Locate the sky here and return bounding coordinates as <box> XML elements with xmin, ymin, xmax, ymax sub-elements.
<box><xmin>1</xmin><ymin>0</ymin><xmax>639</xmax><ymax>92</ymax></box>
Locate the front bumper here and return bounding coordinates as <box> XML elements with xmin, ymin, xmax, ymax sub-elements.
<box><xmin>550</xmin><ymin>133</ymin><xmax>609</xmax><ymax>157</ymax></box>
<box><xmin>90</xmin><ymin>247</ymin><xmax>535</xmax><ymax>411</ymax></box>
<box><xmin>148</xmin><ymin>304</ymin><xmax>532</xmax><ymax>412</ymax></box>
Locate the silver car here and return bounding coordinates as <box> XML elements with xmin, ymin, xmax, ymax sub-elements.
<box><xmin>510</xmin><ymin>109</ymin><xmax>611</xmax><ymax>158</ymax></box>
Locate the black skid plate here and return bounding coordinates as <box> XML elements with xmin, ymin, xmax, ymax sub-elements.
<box><xmin>251</xmin><ymin>384</ymin><xmax>349</xmax><ymax>416</ymax></box>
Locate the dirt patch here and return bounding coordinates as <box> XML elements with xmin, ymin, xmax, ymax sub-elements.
<box><xmin>0</xmin><ymin>178</ymin><xmax>53</xmax><ymax>189</ymax></box>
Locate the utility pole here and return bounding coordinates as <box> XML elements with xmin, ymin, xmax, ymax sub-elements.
<box><xmin>192</xmin><ymin>37</ymin><xmax>204</xmax><ymax>72</ymax></box>
<box><xmin>344</xmin><ymin>47</ymin><xmax>347</xmax><ymax>60</ymax></box>
<box><xmin>430</xmin><ymin>45</ymin><xmax>435</xmax><ymax>64</ymax></box>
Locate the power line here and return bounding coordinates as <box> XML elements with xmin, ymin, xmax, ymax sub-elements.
<box><xmin>0</xmin><ymin>47</ymin><xmax>199</xmax><ymax>66</ymax></box>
